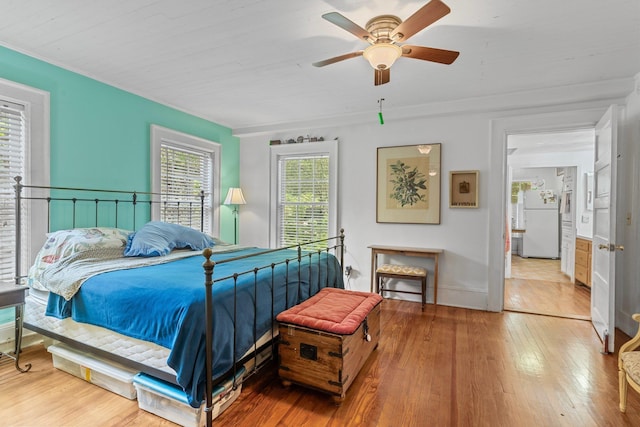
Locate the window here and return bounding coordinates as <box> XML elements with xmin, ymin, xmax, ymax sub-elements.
<box><xmin>150</xmin><ymin>125</ymin><xmax>220</xmax><ymax>237</ymax></box>
<box><xmin>278</xmin><ymin>155</ymin><xmax>329</xmax><ymax>245</ymax></box>
<box><xmin>0</xmin><ymin>79</ymin><xmax>48</xmax><ymax>329</ymax></box>
<box><xmin>0</xmin><ymin>78</ymin><xmax>49</xmax><ymax>284</ymax></box>
<box><xmin>160</xmin><ymin>144</ymin><xmax>212</xmax><ymax>230</ymax></box>
<box><xmin>0</xmin><ymin>101</ymin><xmax>25</xmax><ymax>281</ymax></box>
<box><xmin>270</xmin><ymin>140</ymin><xmax>338</xmax><ymax>248</ymax></box>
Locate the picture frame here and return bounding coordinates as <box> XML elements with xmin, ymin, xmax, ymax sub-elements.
<box><xmin>449</xmin><ymin>170</ymin><xmax>479</xmax><ymax>208</ymax></box>
<box><xmin>376</xmin><ymin>144</ymin><xmax>441</xmax><ymax>224</ymax></box>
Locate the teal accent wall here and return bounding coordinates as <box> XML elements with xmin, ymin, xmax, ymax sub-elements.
<box><xmin>0</xmin><ymin>46</ymin><xmax>241</xmax><ymax>324</ymax></box>
<box><xmin>0</xmin><ymin>45</ymin><xmax>240</xmax><ymax>241</ymax></box>
<box><xmin>0</xmin><ymin>309</ymin><xmax>11</xmax><ymax>324</ymax></box>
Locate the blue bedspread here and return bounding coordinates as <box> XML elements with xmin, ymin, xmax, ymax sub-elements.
<box><xmin>46</xmin><ymin>247</ymin><xmax>343</xmax><ymax>407</ymax></box>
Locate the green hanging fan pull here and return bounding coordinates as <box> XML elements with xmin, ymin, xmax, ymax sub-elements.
<box><xmin>378</xmin><ymin>98</ymin><xmax>385</xmax><ymax>125</ymax></box>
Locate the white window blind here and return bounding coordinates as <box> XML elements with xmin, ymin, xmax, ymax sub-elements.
<box><xmin>0</xmin><ymin>100</ymin><xmax>25</xmax><ymax>281</ymax></box>
<box><xmin>160</xmin><ymin>143</ymin><xmax>212</xmax><ymax>232</ymax></box>
<box><xmin>277</xmin><ymin>154</ymin><xmax>330</xmax><ymax>247</ymax></box>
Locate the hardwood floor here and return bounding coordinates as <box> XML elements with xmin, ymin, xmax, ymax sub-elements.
<box><xmin>505</xmin><ymin>255</ymin><xmax>591</xmax><ymax>319</ymax></box>
<box><xmin>2</xmin><ymin>300</ymin><xmax>640</xmax><ymax>426</ymax></box>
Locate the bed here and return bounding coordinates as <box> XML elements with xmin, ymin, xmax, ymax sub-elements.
<box><xmin>13</xmin><ymin>177</ymin><xmax>345</xmax><ymax>426</ymax></box>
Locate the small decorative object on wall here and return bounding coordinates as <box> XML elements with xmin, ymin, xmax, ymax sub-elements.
<box><xmin>376</xmin><ymin>144</ymin><xmax>441</xmax><ymax>224</ymax></box>
<box><xmin>276</xmin><ymin>135</ymin><xmax>327</xmax><ymax>144</ymax></box>
<box><xmin>450</xmin><ymin>170</ymin><xmax>479</xmax><ymax>208</ymax></box>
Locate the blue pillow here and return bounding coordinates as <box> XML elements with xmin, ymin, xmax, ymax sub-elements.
<box><xmin>124</xmin><ymin>221</ymin><xmax>215</xmax><ymax>257</ymax></box>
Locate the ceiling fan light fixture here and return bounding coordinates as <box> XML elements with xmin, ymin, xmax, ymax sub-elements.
<box><xmin>315</xmin><ymin>2</ymin><xmax>458</xmax><ymax>85</ymax></box>
<box><xmin>363</xmin><ymin>43</ymin><xmax>402</xmax><ymax>70</ymax></box>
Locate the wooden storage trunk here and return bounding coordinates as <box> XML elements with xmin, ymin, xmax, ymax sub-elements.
<box><xmin>276</xmin><ymin>288</ymin><xmax>382</xmax><ymax>401</ymax></box>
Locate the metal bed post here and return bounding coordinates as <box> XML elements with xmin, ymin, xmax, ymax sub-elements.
<box><xmin>284</xmin><ymin>259</ymin><xmax>290</xmax><ymax>308</ymax></box>
<box><xmin>202</xmin><ymin>248</ymin><xmax>215</xmax><ymax>427</ymax></box>
<box><xmin>200</xmin><ymin>190</ymin><xmax>205</xmax><ymax>232</ymax></box>
<box><xmin>269</xmin><ymin>264</ymin><xmax>276</xmax><ymax>369</ymax></box>
<box><xmin>232</xmin><ymin>273</ymin><xmax>238</xmax><ymax>390</ymax></box>
<box><xmin>71</xmin><ymin>198</ymin><xmax>77</xmax><ymax>228</ymax></box>
<box><xmin>339</xmin><ymin>228</ymin><xmax>345</xmax><ymax>275</ymax></box>
<box><xmin>296</xmin><ymin>245</ymin><xmax>302</xmax><ymax>304</ymax></box>
<box><xmin>307</xmin><ymin>252</ymin><xmax>313</xmax><ymax>293</ymax></box>
<box><xmin>132</xmin><ymin>192</ymin><xmax>137</xmax><ymax>229</ymax></box>
<box><xmin>14</xmin><ymin>176</ymin><xmax>23</xmax><ymax>285</ymax></box>
<box><xmin>114</xmin><ymin>199</ymin><xmax>119</xmax><ymax>228</ymax></box>
<box><xmin>251</xmin><ymin>268</ymin><xmax>260</xmax><ymax>376</ymax></box>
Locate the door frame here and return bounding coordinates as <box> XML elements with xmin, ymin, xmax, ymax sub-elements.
<box><xmin>488</xmin><ymin>107</ymin><xmax>616</xmax><ymax>312</ymax></box>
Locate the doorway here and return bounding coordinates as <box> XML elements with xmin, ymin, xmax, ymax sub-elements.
<box><xmin>503</xmin><ymin>129</ymin><xmax>595</xmax><ymax>319</ymax></box>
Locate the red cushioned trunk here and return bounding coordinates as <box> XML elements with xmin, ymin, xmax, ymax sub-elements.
<box><xmin>277</xmin><ymin>288</ymin><xmax>382</xmax><ymax>401</ymax></box>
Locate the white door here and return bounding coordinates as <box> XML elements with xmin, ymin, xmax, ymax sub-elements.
<box><xmin>591</xmin><ymin>105</ymin><xmax>621</xmax><ymax>353</ymax></box>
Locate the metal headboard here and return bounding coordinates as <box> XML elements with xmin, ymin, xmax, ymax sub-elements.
<box><xmin>13</xmin><ymin>175</ymin><xmax>206</xmax><ymax>284</ymax></box>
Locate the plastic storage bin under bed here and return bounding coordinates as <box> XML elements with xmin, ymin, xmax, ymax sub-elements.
<box><xmin>48</xmin><ymin>343</ymin><xmax>138</xmax><ymax>400</ymax></box>
<box><xmin>133</xmin><ymin>367</ymin><xmax>245</xmax><ymax>427</ymax></box>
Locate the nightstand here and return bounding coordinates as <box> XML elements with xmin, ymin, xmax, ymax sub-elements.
<box><xmin>0</xmin><ymin>283</ymin><xmax>31</xmax><ymax>372</ymax></box>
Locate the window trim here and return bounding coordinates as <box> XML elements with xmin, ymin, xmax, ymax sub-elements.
<box><xmin>0</xmin><ymin>77</ymin><xmax>50</xmax><ymax>279</ymax></box>
<box><xmin>269</xmin><ymin>140</ymin><xmax>338</xmax><ymax>248</ymax></box>
<box><xmin>150</xmin><ymin>125</ymin><xmax>221</xmax><ymax>237</ymax></box>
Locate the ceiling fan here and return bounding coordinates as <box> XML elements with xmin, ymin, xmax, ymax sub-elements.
<box><xmin>312</xmin><ymin>0</ymin><xmax>459</xmax><ymax>86</ymax></box>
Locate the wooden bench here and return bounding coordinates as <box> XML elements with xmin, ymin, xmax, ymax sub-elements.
<box><xmin>276</xmin><ymin>287</ymin><xmax>382</xmax><ymax>402</ymax></box>
<box><xmin>375</xmin><ymin>264</ymin><xmax>428</xmax><ymax>311</ymax></box>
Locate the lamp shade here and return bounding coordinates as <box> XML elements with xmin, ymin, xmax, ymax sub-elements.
<box><xmin>224</xmin><ymin>188</ymin><xmax>246</xmax><ymax>205</ymax></box>
<box><xmin>363</xmin><ymin>43</ymin><xmax>402</xmax><ymax>70</ymax></box>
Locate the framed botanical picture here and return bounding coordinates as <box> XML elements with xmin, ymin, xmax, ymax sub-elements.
<box><xmin>450</xmin><ymin>170</ymin><xmax>479</xmax><ymax>208</ymax></box>
<box><xmin>376</xmin><ymin>144</ymin><xmax>441</xmax><ymax>224</ymax></box>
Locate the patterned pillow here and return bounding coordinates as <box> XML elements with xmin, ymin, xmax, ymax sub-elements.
<box><xmin>28</xmin><ymin>227</ymin><xmax>131</xmax><ymax>291</ymax></box>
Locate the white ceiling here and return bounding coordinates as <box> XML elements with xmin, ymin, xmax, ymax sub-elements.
<box><xmin>508</xmin><ymin>128</ymin><xmax>595</xmax><ymax>159</ymax></box>
<box><xmin>1</xmin><ymin>0</ymin><xmax>639</xmax><ymax>134</ymax></box>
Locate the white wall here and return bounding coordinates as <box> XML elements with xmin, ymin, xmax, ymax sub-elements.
<box><xmin>238</xmin><ymin>78</ymin><xmax>638</xmax><ymax>315</ymax></box>
<box><xmin>240</xmin><ymin>112</ymin><xmax>492</xmax><ymax>309</ymax></box>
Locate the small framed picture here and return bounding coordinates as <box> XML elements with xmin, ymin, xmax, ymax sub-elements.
<box><xmin>450</xmin><ymin>170</ymin><xmax>479</xmax><ymax>208</ymax></box>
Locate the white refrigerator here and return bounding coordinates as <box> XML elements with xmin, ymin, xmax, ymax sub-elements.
<box><xmin>522</xmin><ymin>190</ymin><xmax>560</xmax><ymax>259</ymax></box>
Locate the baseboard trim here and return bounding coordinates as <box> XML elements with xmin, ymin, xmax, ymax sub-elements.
<box><xmin>0</xmin><ymin>323</ymin><xmax>42</xmax><ymax>354</ymax></box>
<box><xmin>381</xmin><ymin>284</ymin><xmax>488</xmax><ymax>311</ymax></box>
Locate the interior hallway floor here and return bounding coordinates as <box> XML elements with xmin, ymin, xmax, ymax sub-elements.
<box><xmin>505</xmin><ymin>255</ymin><xmax>591</xmax><ymax>320</ymax></box>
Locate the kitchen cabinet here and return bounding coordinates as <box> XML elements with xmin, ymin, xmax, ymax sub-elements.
<box><xmin>575</xmin><ymin>237</ymin><xmax>592</xmax><ymax>287</ymax></box>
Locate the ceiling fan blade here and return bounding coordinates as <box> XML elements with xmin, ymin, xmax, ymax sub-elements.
<box><xmin>391</xmin><ymin>0</ymin><xmax>451</xmax><ymax>42</ymax></box>
<box><xmin>374</xmin><ymin>68</ymin><xmax>390</xmax><ymax>86</ymax></box>
<box><xmin>322</xmin><ymin>12</ymin><xmax>374</xmax><ymax>42</ymax></box>
<box><xmin>402</xmin><ymin>45</ymin><xmax>459</xmax><ymax>64</ymax></box>
<box><xmin>312</xmin><ymin>51</ymin><xmax>363</xmax><ymax>67</ymax></box>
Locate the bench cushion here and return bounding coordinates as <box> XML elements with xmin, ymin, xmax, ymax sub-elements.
<box><xmin>376</xmin><ymin>264</ymin><xmax>427</xmax><ymax>277</ymax></box>
<box><xmin>276</xmin><ymin>287</ymin><xmax>382</xmax><ymax>335</ymax></box>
